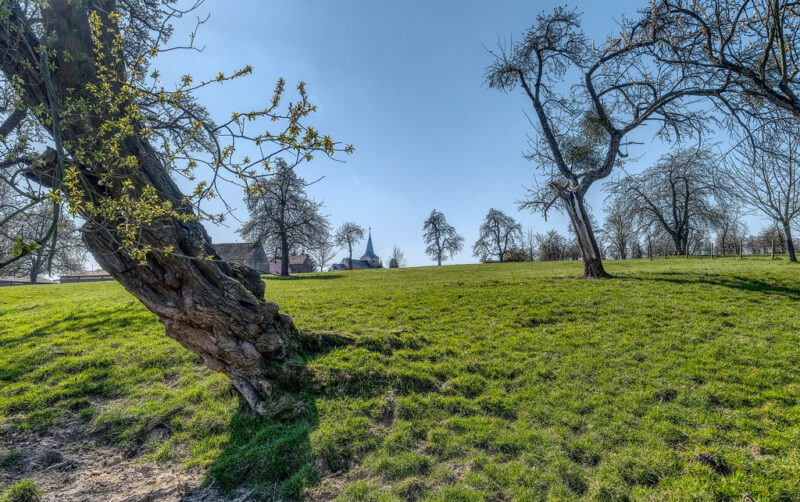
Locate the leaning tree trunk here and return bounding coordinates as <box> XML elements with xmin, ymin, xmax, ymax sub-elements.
<box><xmin>559</xmin><ymin>188</ymin><xmax>607</xmax><ymax>278</ymax></box>
<box><xmin>78</xmin><ymin>139</ymin><xmax>305</xmax><ymax>417</ymax></box>
<box><xmin>0</xmin><ymin>1</ymin><xmax>305</xmax><ymax>416</ymax></box>
<box><xmin>783</xmin><ymin>221</ymin><xmax>797</xmax><ymax>262</ymax></box>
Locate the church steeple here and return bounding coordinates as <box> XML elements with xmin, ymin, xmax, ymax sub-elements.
<box><xmin>363</xmin><ymin>228</ymin><xmax>377</xmax><ymax>259</ymax></box>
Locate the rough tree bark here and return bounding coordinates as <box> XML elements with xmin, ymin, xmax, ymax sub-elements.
<box><xmin>0</xmin><ymin>1</ymin><xmax>307</xmax><ymax>415</ymax></box>
<box><xmin>560</xmin><ymin>189</ymin><xmax>607</xmax><ymax>278</ymax></box>
<box><xmin>783</xmin><ymin>221</ymin><xmax>797</xmax><ymax>263</ymax></box>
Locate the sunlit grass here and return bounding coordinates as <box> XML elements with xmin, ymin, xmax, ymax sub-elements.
<box><xmin>1</xmin><ymin>256</ymin><xmax>799</xmax><ymax>500</ymax></box>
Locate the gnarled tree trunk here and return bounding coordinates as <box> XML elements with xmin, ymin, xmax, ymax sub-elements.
<box><xmin>560</xmin><ymin>188</ymin><xmax>607</xmax><ymax>278</ymax></box>
<box><xmin>84</xmin><ymin>139</ymin><xmax>305</xmax><ymax>416</ymax></box>
<box><xmin>0</xmin><ymin>1</ymin><xmax>305</xmax><ymax>415</ymax></box>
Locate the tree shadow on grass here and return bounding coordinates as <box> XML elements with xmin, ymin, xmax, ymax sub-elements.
<box><xmin>199</xmin><ymin>327</ymin><xmax>434</xmax><ymax>500</ymax></box>
<box><xmin>204</xmin><ymin>397</ymin><xmax>320</xmax><ymax>500</ymax></box>
<box><xmin>200</xmin><ymin>330</ymin><xmax>354</xmax><ymax>500</ymax></box>
<box><xmin>616</xmin><ymin>271</ymin><xmax>800</xmax><ymax>300</ymax></box>
<box><xmin>3</xmin><ymin>309</ymin><xmax>153</xmax><ymax>351</ymax></box>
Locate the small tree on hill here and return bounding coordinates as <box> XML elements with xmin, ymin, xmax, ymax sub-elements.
<box><xmin>389</xmin><ymin>245</ymin><xmax>406</xmax><ymax>268</ymax></box>
<box><xmin>334</xmin><ymin>222</ymin><xmax>365</xmax><ymax>270</ymax></box>
<box><xmin>309</xmin><ymin>236</ymin><xmax>336</xmax><ymax>272</ymax></box>
<box><xmin>472</xmin><ymin>209</ymin><xmax>521</xmax><ymax>263</ymax></box>
<box><xmin>599</xmin><ymin>198</ymin><xmax>635</xmax><ymax>260</ymax></box>
<box><xmin>536</xmin><ymin>230</ymin><xmax>568</xmax><ymax>261</ymax></box>
<box><xmin>422</xmin><ymin>209</ymin><xmax>464</xmax><ymax>266</ymax></box>
<box><xmin>522</xmin><ymin>227</ymin><xmax>537</xmax><ymax>261</ymax></box>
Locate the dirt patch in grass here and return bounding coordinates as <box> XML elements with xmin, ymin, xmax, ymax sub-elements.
<box><xmin>0</xmin><ymin>421</ymin><xmax>234</xmax><ymax>502</ymax></box>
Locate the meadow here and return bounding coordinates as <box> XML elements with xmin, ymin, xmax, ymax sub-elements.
<box><xmin>1</xmin><ymin>257</ymin><xmax>800</xmax><ymax>500</ymax></box>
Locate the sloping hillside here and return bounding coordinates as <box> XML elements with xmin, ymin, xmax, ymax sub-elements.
<box><xmin>2</xmin><ymin>258</ymin><xmax>800</xmax><ymax>500</ymax></box>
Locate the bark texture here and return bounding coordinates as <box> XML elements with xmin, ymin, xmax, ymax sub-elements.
<box><xmin>0</xmin><ymin>1</ymin><xmax>304</xmax><ymax>415</ymax></box>
<box><xmin>783</xmin><ymin>221</ymin><xmax>797</xmax><ymax>263</ymax></box>
<box><xmin>560</xmin><ymin>189</ymin><xmax>607</xmax><ymax>278</ymax></box>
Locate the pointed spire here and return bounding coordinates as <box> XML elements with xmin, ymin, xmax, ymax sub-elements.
<box><xmin>363</xmin><ymin>228</ymin><xmax>377</xmax><ymax>258</ymax></box>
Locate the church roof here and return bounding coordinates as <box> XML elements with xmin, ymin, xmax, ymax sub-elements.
<box><xmin>362</xmin><ymin>231</ymin><xmax>378</xmax><ymax>259</ymax></box>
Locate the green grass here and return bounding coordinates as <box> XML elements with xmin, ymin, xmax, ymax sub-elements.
<box><xmin>2</xmin><ymin>257</ymin><xmax>800</xmax><ymax>500</ymax></box>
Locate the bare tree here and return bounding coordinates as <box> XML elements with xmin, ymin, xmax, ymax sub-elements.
<box><xmin>0</xmin><ymin>199</ymin><xmax>84</xmax><ymax>282</ymax></box>
<box><xmin>0</xmin><ymin>1</ymin><xmax>352</xmax><ymax>415</ymax></box>
<box><xmin>754</xmin><ymin>224</ymin><xmax>787</xmax><ymax>256</ymax></box>
<box><xmin>536</xmin><ymin>230</ymin><xmax>568</xmax><ymax>261</ymax></box>
<box><xmin>726</xmin><ymin>125</ymin><xmax>800</xmax><ymax>261</ymax></box>
<box><xmin>422</xmin><ymin>209</ymin><xmax>464</xmax><ymax>266</ymax></box>
<box><xmin>599</xmin><ymin>198</ymin><xmax>635</xmax><ymax>260</ymax></box>
<box><xmin>309</xmin><ymin>236</ymin><xmax>335</xmax><ymax>272</ymax></box>
<box><xmin>239</xmin><ymin>159</ymin><xmax>329</xmax><ymax>276</ymax></box>
<box><xmin>388</xmin><ymin>245</ymin><xmax>406</xmax><ymax>268</ymax></box>
<box><xmin>473</xmin><ymin>209</ymin><xmax>521</xmax><ymax>263</ymax></box>
<box><xmin>657</xmin><ymin>0</ymin><xmax>800</xmax><ymax>123</ymax></box>
<box><xmin>606</xmin><ymin>148</ymin><xmax>718</xmax><ymax>255</ymax></box>
<box><xmin>486</xmin><ymin>7</ymin><xmax>715</xmax><ymax>277</ymax></box>
<box><xmin>522</xmin><ymin>227</ymin><xmax>537</xmax><ymax>261</ymax></box>
<box><xmin>710</xmin><ymin>201</ymin><xmax>747</xmax><ymax>256</ymax></box>
<box><xmin>334</xmin><ymin>222</ymin><xmax>365</xmax><ymax>270</ymax></box>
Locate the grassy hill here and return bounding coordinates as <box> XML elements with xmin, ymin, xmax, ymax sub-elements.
<box><xmin>1</xmin><ymin>258</ymin><xmax>800</xmax><ymax>500</ymax></box>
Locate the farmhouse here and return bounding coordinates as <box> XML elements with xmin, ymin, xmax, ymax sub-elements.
<box><xmin>268</xmin><ymin>254</ymin><xmax>314</xmax><ymax>275</ymax></box>
<box><xmin>213</xmin><ymin>242</ymin><xmax>269</xmax><ymax>274</ymax></box>
<box><xmin>59</xmin><ymin>270</ymin><xmax>114</xmax><ymax>283</ymax></box>
<box><xmin>332</xmin><ymin>231</ymin><xmax>383</xmax><ymax>270</ymax></box>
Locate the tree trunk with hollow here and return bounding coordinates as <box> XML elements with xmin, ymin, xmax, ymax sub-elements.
<box><xmin>559</xmin><ymin>188</ymin><xmax>607</xmax><ymax>278</ymax></box>
<box><xmin>0</xmin><ymin>1</ymin><xmax>305</xmax><ymax>415</ymax></box>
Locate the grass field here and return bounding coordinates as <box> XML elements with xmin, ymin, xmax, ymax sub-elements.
<box><xmin>1</xmin><ymin>257</ymin><xmax>800</xmax><ymax>500</ymax></box>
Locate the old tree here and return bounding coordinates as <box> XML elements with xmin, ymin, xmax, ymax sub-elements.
<box><xmin>486</xmin><ymin>7</ymin><xmax>719</xmax><ymax>277</ymax></box>
<box><xmin>0</xmin><ymin>1</ymin><xmax>351</xmax><ymax>415</ymax></box>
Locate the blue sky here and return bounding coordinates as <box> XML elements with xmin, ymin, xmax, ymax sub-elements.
<box><xmin>155</xmin><ymin>0</ymin><xmax>718</xmax><ymax>267</ymax></box>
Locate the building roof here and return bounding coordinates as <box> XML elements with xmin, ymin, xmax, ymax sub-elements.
<box><xmin>267</xmin><ymin>255</ymin><xmax>310</xmax><ymax>265</ymax></box>
<box><xmin>332</xmin><ymin>258</ymin><xmax>380</xmax><ymax>270</ymax></box>
<box><xmin>362</xmin><ymin>231</ymin><xmax>378</xmax><ymax>259</ymax></box>
<box><xmin>214</xmin><ymin>242</ymin><xmax>261</xmax><ymax>262</ymax></box>
<box><xmin>289</xmin><ymin>254</ymin><xmax>310</xmax><ymax>265</ymax></box>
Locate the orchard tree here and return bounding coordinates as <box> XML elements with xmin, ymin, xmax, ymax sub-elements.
<box><xmin>388</xmin><ymin>245</ymin><xmax>406</xmax><ymax>268</ymax></box>
<box><xmin>422</xmin><ymin>209</ymin><xmax>463</xmax><ymax>266</ymax></box>
<box><xmin>239</xmin><ymin>158</ymin><xmax>329</xmax><ymax>276</ymax></box>
<box><xmin>522</xmin><ymin>227</ymin><xmax>537</xmax><ymax>261</ymax></box>
<box><xmin>0</xmin><ymin>1</ymin><xmax>352</xmax><ymax>415</ymax></box>
<box><xmin>486</xmin><ymin>7</ymin><xmax>717</xmax><ymax>277</ymax></box>
<box><xmin>472</xmin><ymin>208</ymin><xmax>521</xmax><ymax>263</ymax></box>
<box><xmin>606</xmin><ymin>148</ymin><xmax>718</xmax><ymax>255</ymax></box>
<box><xmin>726</xmin><ymin>124</ymin><xmax>800</xmax><ymax>261</ymax></box>
<box><xmin>334</xmin><ymin>222</ymin><xmax>364</xmax><ymax>270</ymax></box>
<box><xmin>0</xmin><ymin>196</ymin><xmax>84</xmax><ymax>282</ymax></box>
<box><xmin>309</xmin><ymin>235</ymin><xmax>335</xmax><ymax>272</ymax></box>
<box><xmin>599</xmin><ymin>198</ymin><xmax>635</xmax><ymax>260</ymax></box>
<box><xmin>536</xmin><ymin>230</ymin><xmax>569</xmax><ymax>261</ymax></box>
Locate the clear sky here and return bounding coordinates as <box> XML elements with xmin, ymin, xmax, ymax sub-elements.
<box><xmin>154</xmin><ymin>0</ymin><xmax>727</xmax><ymax>267</ymax></box>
